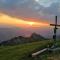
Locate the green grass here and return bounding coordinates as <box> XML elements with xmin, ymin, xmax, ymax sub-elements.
<box><xmin>38</xmin><ymin>50</ymin><xmax>60</xmax><ymax>60</ymax></box>
<box><xmin>0</xmin><ymin>40</ymin><xmax>60</xmax><ymax>60</ymax></box>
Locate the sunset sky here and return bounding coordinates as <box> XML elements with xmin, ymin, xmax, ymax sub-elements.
<box><xmin>0</xmin><ymin>13</ymin><xmax>49</xmax><ymax>28</ymax></box>
<box><xmin>0</xmin><ymin>0</ymin><xmax>60</xmax><ymax>41</ymax></box>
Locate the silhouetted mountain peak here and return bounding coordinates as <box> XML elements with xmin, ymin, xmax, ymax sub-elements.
<box><xmin>30</xmin><ymin>32</ymin><xmax>45</xmax><ymax>40</ymax></box>
<box><xmin>0</xmin><ymin>33</ymin><xmax>46</xmax><ymax>45</ymax></box>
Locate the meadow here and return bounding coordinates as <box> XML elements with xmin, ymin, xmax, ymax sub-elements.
<box><xmin>0</xmin><ymin>40</ymin><xmax>60</xmax><ymax>60</ymax></box>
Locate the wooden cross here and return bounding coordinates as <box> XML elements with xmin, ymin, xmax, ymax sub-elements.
<box><xmin>50</xmin><ymin>16</ymin><xmax>60</xmax><ymax>46</ymax></box>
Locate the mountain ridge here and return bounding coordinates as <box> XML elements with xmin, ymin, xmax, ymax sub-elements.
<box><xmin>0</xmin><ymin>33</ymin><xmax>46</xmax><ymax>45</ymax></box>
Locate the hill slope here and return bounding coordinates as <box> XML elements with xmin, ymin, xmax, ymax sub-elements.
<box><xmin>0</xmin><ymin>40</ymin><xmax>60</xmax><ymax>60</ymax></box>
<box><xmin>0</xmin><ymin>40</ymin><xmax>51</xmax><ymax>60</ymax></box>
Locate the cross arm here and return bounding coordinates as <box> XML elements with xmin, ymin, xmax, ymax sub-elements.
<box><xmin>50</xmin><ymin>24</ymin><xmax>60</xmax><ymax>27</ymax></box>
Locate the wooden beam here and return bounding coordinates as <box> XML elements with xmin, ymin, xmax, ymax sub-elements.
<box><xmin>50</xmin><ymin>24</ymin><xmax>60</xmax><ymax>27</ymax></box>
<box><xmin>32</xmin><ymin>48</ymin><xmax>48</xmax><ymax>57</ymax></box>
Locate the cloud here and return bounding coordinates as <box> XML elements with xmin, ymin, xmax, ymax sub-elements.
<box><xmin>34</xmin><ymin>0</ymin><xmax>59</xmax><ymax>7</ymax></box>
<box><xmin>32</xmin><ymin>0</ymin><xmax>60</xmax><ymax>22</ymax></box>
<box><xmin>0</xmin><ymin>0</ymin><xmax>42</xmax><ymax>21</ymax></box>
<box><xmin>0</xmin><ymin>0</ymin><xmax>60</xmax><ymax>23</ymax></box>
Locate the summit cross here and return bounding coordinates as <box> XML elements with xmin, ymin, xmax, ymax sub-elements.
<box><xmin>50</xmin><ymin>16</ymin><xmax>60</xmax><ymax>46</ymax></box>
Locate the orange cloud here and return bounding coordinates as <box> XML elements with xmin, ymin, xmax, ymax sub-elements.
<box><xmin>0</xmin><ymin>13</ymin><xmax>49</xmax><ymax>28</ymax></box>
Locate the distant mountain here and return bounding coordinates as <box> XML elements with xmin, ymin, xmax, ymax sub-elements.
<box><xmin>0</xmin><ymin>27</ymin><xmax>32</xmax><ymax>42</ymax></box>
<box><xmin>0</xmin><ymin>33</ymin><xmax>46</xmax><ymax>45</ymax></box>
<box><xmin>30</xmin><ymin>33</ymin><xmax>45</xmax><ymax>40</ymax></box>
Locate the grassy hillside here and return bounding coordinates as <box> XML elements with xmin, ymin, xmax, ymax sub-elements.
<box><xmin>0</xmin><ymin>40</ymin><xmax>60</xmax><ymax>60</ymax></box>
